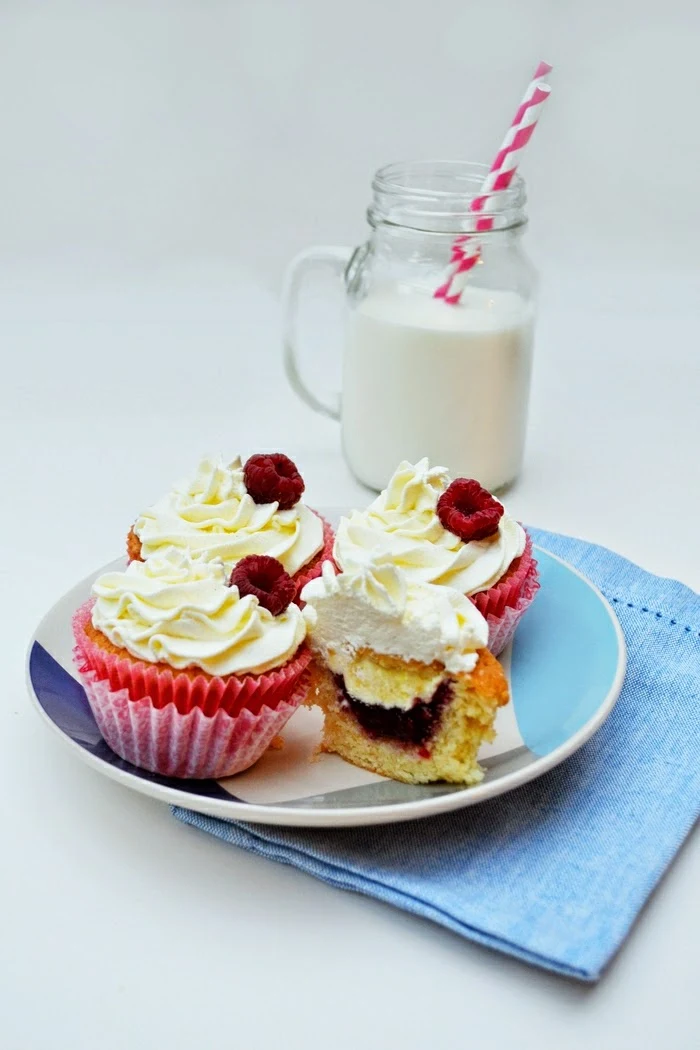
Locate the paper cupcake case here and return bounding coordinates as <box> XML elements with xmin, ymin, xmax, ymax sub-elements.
<box><xmin>470</xmin><ymin>534</ymin><xmax>540</xmax><ymax>655</ymax></box>
<box><xmin>78</xmin><ymin>668</ymin><xmax>307</xmax><ymax>779</ymax></box>
<box><xmin>72</xmin><ymin>601</ymin><xmax>311</xmax><ymax>778</ymax></box>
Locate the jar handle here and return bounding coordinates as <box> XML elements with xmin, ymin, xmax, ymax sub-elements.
<box><xmin>282</xmin><ymin>245</ymin><xmax>353</xmax><ymax>421</ymax></box>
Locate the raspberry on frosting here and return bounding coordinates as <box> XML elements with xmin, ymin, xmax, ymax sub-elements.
<box><xmin>437</xmin><ymin>479</ymin><xmax>503</xmax><ymax>543</ymax></box>
<box><xmin>243</xmin><ymin>453</ymin><xmax>305</xmax><ymax>510</ymax></box>
<box><xmin>230</xmin><ymin>555</ymin><xmax>297</xmax><ymax>616</ymax></box>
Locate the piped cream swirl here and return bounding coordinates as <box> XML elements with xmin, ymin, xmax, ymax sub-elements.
<box><xmin>334</xmin><ymin>458</ymin><xmax>525</xmax><ymax>595</ymax></box>
<box><xmin>134</xmin><ymin>455</ymin><xmax>323</xmax><ymax>576</ymax></box>
<box><xmin>91</xmin><ymin>550</ymin><xmax>305</xmax><ymax>676</ymax></box>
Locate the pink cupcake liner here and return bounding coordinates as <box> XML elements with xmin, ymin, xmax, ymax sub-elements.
<box><xmin>292</xmin><ymin>516</ymin><xmax>336</xmax><ymax>602</ymax></box>
<box><xmin>78</xmin><ymin>666</ymin><xmax>307</xmax><ymax>778</ymax></box>
<box><xmin>72</xmin><ymin>601</ymin><xmax>311</xmax><ymax>778</ymax></box>
<box><xmin>73</xmin><ymin>601</ymin><xmax>311</xmax><ymax>717</ymax></box>
<box><xmin>470</xmin><ymin>534</ymin><xmax>540</xmax><ymax>655</ymax></box>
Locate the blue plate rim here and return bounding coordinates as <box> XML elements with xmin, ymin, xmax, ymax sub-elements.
<box><xmin>24</xmin><ymin>546</ymin><xmax>626</xmax><ymax>828</ymax></box>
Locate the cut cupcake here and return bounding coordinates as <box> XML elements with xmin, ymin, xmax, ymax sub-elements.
<box><xmin>334</xmin><ymin>458</ymin><xmax>538</xmax><ymax>654</ymax></box>
<box><xmin>127</xmin><ymin>453</ymin><xmax>334</xmax><ymax>600</ymax></box>
<box><xmin>73</xmin><ymin>550</ymin><xmax>311</xmax><ymax>779</ymax></box>
<box><xmin>301</xmin><ymin>559</ymin><xmax>509</xmax><ymax>785</ymax></box>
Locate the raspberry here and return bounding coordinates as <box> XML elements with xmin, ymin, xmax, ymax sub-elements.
<box><xmin>437</xmin><ymin>478</ymin><xmax>503</xmax><ymax>542</ymax></box>
<box><xmin>230</xmin><ymin>555</ymin><xmax>296</xmax><ymax>616</ymax></box>
<box><xmin>243</xmin><ymin>453</ymin><xmax>305</xmax><ymax>510</ymax></box>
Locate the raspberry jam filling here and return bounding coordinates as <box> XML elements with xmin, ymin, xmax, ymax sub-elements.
<box><xmin>334</xmin><ymin>675</ymin><xmax>451</xmax><ymax>751</ymax></box>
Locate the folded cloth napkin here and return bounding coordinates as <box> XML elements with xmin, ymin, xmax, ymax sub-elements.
<box><xmin>174</xmin><ymin>528</ymin><xmax>700</xmax><ymax>981</ymax></box>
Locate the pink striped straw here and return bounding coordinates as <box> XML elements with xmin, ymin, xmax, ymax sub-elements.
<box><xmin>435</xmin><ymin>61</ymin><xmax>553</xmax><ymax>305</ymax></box>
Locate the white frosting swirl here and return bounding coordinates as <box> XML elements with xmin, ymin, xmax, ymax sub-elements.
<box><xmin>301</xmin><ymin>558</ymin><xmax>488</xmax><ymax>676</ymax></box>
<box><xmin>334</xmin><ymin>458</ymin><xmax>525</xmax><ymax>595</ymax></box>
<box><xmin>134</xmin><ymin>456</ymin><xmax>323</xmax><ymax>576</ymax></box>
<box><xmin>91</xmin><ymin>550</ymin><xmax>306</xmax><ymax>676</ymax></box>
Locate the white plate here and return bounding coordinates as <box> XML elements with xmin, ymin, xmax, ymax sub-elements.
<box><xmin>27</xmin><ymin>543</ymin><xmax>625</xmax><ymax>827</ymax></box>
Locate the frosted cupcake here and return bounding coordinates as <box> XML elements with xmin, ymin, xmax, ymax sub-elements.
<box><xmin>127</xmin><ymin>453</ymin><xmax>334</xmax><ymax>600</ymax></box>
<box><xmin>73</xmin><ymin>550</ymin><xmax>311</xmax><ymax>778</ymax></box>
<box><xmin>302</xmin><ymin>558</ymin><xmax>508</xmax><ymax>784</ymax></box>
<box><xmin>334</xmin><ymin>458</ymin><xmax>539</xmax><ymax>655</ymax></box>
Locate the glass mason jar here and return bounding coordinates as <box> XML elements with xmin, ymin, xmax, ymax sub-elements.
<box><xmin>283</xmin><ymin>160</ymin><xmax>538</xmax><ymax>492</ymax></box>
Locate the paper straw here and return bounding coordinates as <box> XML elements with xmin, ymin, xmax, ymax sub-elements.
<box><xmin>435</xmin><ymin>62</ymin><xmax>553</xmax><ymax>304</ymax></box>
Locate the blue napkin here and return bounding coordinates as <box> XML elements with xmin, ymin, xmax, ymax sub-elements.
<box><xmin>174</xmin><ymin>528</ymin><xmax>700</xmax><ymax>981</ymax></box>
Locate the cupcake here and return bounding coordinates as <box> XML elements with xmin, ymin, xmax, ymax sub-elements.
<box><xmin>127</xmin><ymin>453</ymin><xmax>335</xmax><ymax>600</ymax></box>
<box><xmin>301</xmin><ymin>559</ymin><xmax>509</xmax><ymax>785</ymax></box>
<box><xmin>73</xmin><ymin>549</ymin><xmax>311</xmax><ymax>779</ymax></box>
<box><xmin>334</xmin><ymin>458</ymin><xmax>539</xmax><ymax>654</ymax></box>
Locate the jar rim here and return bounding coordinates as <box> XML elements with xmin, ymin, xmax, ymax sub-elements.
<box><xmin>370</xmin><ymin>159</ymin><xmax>526</xmax><ymax>234</ymax></box>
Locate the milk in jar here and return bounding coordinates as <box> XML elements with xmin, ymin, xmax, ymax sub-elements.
<box><xmin>342</xmin><ymin>282</ymin><xmax>534</xmax><ymax>492</ymax></box>
<box><xmin>282</xmin><ymin>161</ymin><xmax>538</xmax><ymax>491</ymax></box>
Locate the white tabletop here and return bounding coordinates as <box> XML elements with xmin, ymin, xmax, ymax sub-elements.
<box><xmin>2</xmin><ymin>266</ymin><xmax>698</xmax><ymax>1049</ymax></box>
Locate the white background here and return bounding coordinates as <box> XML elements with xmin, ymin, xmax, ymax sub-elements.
<box><xmin>1</xmin><ymin>2</ymin><xmax>699</xmax><ymax>1048</ymax></box>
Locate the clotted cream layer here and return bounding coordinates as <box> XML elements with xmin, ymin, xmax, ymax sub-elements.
<box><xmin>301</xmin><ymin>559</ymin><xmax>488</xmax><ymax>709</ymax></box>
